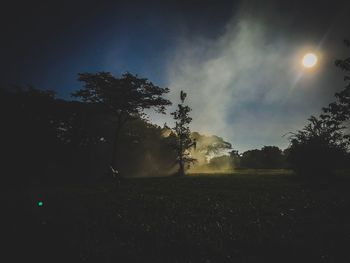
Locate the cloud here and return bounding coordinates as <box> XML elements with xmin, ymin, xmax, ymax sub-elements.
<box><xmin>148</xmin><ymin>1</ymin><xmax>349</xmax><ymax>152</ymax></box>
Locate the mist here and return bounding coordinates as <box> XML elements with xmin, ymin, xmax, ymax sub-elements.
<box><xmin>147</xmin><ymin>1</ymin><xmax>350</xmax><ymax>153</ymax></box>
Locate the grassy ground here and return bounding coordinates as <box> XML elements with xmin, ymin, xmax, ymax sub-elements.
<box><xmin>4</xmin><ymin>171</ymin><xmax>350</xmax><ymax>262</ymax></box>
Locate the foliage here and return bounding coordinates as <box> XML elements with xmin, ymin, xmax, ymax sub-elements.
<box><xmin>240</xmin><ymin>149</ymin><xmax>263</xmax><ymax>169</ymax></box>
<box><xmin>287</xmin><ymin>40</ymin><xmax>350</xmax><ymax>177</ymax></box>
<box><xmin>0</xmin><ymin>85</ymin><xmax>176</xmax><ymax>184</ymax></box>
<box><xmin>72</xmin><ymin>72</ymin><xmax>171</xmax><ymax>171</ymax></box>
<box><xmin>287</xmin><ymin>116</ymin><xmax>348</xmax><ymax>177</ymax></box>
<box><xmin>230</xmin><ymin>150</ymin><xmax>241</xmax><ymax>168</ymax></box>
<box><xmin>235</xmin><ymin>146</ymin><xmax>286</xmax><ymax>169</ymax></box>
<box><xmin>1</xmin><ymin>86</ymin><xmax>117</xmax><ymax>183</ymax></box>
<box><xmin>115</xmin><ymin>119</ymin><xmax>177</xmax><ymax>177</ymax></box>
<box><xmin>1</xmin><ymin>87</ymin><xmax>73</xmax><ymax>184</ymax></box>
<box><xmin>259</xmin><ymin>146</ymin><xmax>286</xmax><ymax>169</ymax></box>
<box><xmin>171</xmin><ymin>91</ymin><xmax>196</xmax><ymax>176</ymax></box>
<box><xmin>323</xmin><ymin>39</ymin><xmax>350</xmax><ymax>123</ymax></box>
<box><xmin>190</xmin><ymin>145</ymin><xmax>286</xmax><ymax>172</ymax></box>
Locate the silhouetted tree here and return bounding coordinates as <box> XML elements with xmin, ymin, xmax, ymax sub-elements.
<box><xmin>287</xmin><ymin>40</ymin><xmax>350</xmax><ymax>177</ymax></box>
<box><xmin>260</xmin><ymin>146</ymin><xmax>286</xmax><ymax>169</ymax></box>
<box><xmin>240</xmin><ymin>149</ymin><xmax>263</xmax><ymax>169</ymax></box>
<box><xmin>238</xmin><ymin>146</ymin><xmax>286</xmax><ymax>169</ymax></box>
<box><xmin>230</xmin><ymin>150</ymin><xmax>241</xmax><ymax>168</ymax></box>
<box><xmin>287</xmin><ymin>116</ymin><xmax>348</xmax><ymax>177</ymax></box>
<box><xmin>116</xmin><ymin>118</ymin><xmax>177</xmax><ymax>177</ymax></box>
<box><xmin>323</xmin><ymin>39</ymin><xmax>350</xmax><ymax>127</ymax></box>
<box><xmin>72</xmin><ymin>72</ymin><xmax>171</xmax><ymax>173</ymax></box>
<box><xmin>0</xmin><ymin>86</ymin><xmax>80</xmax><ymax>184</ymax></box>
<box><xmin>171</xmin><ymin>91</ymin><xmax>196</xmax><ymax>176</ymax></box>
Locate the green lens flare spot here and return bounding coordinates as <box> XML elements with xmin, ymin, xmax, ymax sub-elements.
<box><xmin>37</xmin><ymin>201</ymin><xmax>44</xmax><ymax>207</ymax></box>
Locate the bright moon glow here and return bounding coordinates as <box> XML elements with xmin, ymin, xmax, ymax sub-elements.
<box><xmin>302</xmin><ymin>53</ymin><xmax>318</xmax><ymax>68</ymax></box>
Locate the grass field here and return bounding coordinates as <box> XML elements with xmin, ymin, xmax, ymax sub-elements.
<box><xmin>4</xmin><ymin>171</ymin><xmax>350</xmax><ymax>262</ymax></box>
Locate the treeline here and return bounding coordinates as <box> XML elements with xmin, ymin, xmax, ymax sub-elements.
<box><xmin>191</xmin><ymin>146</ymin><xmax>288</xmax><ymax>172</ymax></box>
<box><xmin>285</xmin><ymin>40</ymin><xmax>350</xmax><ymax>177</ymax></box>
<box><xmin>2</xmin><ymin>39</ymin><xmax>350</xmax><ymax>184</ymax></box>
<box><xmin>0</xmin><ymin>85</ymin><xmax>291</xmax><ymax>186</ymax></box>
<box><xmin>2</xmin><ymin>79</ymin><xmax>349</xmax><ymax>185</ymax></box>
<box><xmin>0</xmin><ymin>86</ymin><xmax>178</xmax><ymax>185</ymax></box>
<box><xmin>232</xmin><ymin>146</ymin><xmax>287</xmax><ymax>169</ymax></box>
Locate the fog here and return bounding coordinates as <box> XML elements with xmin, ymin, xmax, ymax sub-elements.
<box><xmin>149</xmin><ymin>1</ymin><xmax>349</xmax><ymax>152</ymax></box>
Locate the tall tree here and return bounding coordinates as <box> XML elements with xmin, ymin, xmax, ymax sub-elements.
<box><xmin>171</xmin><ymin>91</ymin><xmax>196</xmax><ymax>176</ymax></box>
<box><xmin>230</xmin><ymin>150</ymin><xmax>241</xmax><ymax>168</ymax></box>
<box><xmin>72</xmin><ymin>72</ymin><xmax>171</xmax><ymax>173</ymax></box>
<box><xmin>287</xmin><ymin>115</ymin><xmax>348</xmax><ymax>177</ymax></box>
<box><xmin>286</xmin><ymin>40</ymin><xmax>350</xmax><ymax>177</ymax></box>
<box><xmin>323</xmin><ymin>39</ymin><xmax>350</xmax><ymax>124</ymax></box>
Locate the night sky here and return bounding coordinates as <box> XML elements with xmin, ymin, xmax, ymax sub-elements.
<box><xmin>2</xmin><ymin>0</ymin><xmax>350</xmax><ymax>151</ymax></box>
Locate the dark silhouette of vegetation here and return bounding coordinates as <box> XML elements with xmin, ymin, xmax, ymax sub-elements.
<box><xmin>1</xmin><ymin>86</ymin><xmax>84</xmax><ymax>185</ymax></box>
<box><xmin>324</xmin><ymin>39</ymin><xmax>350</xmax><ymax>124</ymax></box>
<box><xmin>190</xmin><ymin>145</ymin><xmax>286</xmax><ymax>172</ymax></box>
<box><xmin>115</xmin><ymin>119</ymin><xmax>177</xmax><ymax>177</ymax></box>
<box><xmin>230</xmin><ymin>150</ymin><xmax>241</xmax><ymax>168</ymax></box>
<box><xmin>287</xmin><ymin>40</ymin><xmax>350</xmax><ymax>177</ymax></box>
<box><xmin>229</xmin><ymin>146</ymin><xmax>287</xmax><ymax>169</ymax></box>
<box><xmin>287</xmin><ymin>116</ymin><xmax>348</xmax><ymax>177</ymax></box>
<box><xmin>1</xmin><ymin>76</ymin><xmax>175</xmax><ymax>185</ymax></box>
<box><xmin>0</xmin><ymin>85</ymin><xmax>128</xmax><ymax>184</ymax></box>
<box><xmin>4</xmin><ymin>42</ymin><xmax>349</xmax><ymax>185</ymax></box>
<box><xmin>72</xmin><ymin>72</ymin><xmax>171</xmax><ymax>175</ymax></box>
<box><xmin>171</xmin><ymin>91</ymin><xmax>196</xmax><ymax>176</ymax></box>
<box><xmin>240</xmin><ymin>149</ymin><xmax>263</xmax><ymax>169</ymax></box>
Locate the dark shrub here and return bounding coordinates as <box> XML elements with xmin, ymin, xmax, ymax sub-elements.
<box><xmin>287</xmin><ymin>116</ymin><xmax>348</xmax><ymax>177</ymax></box>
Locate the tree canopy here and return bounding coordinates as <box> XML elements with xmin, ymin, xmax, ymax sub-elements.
<box><xmin>287</xmin><ymin>41</ymin><xmax>350</xmax><ymax>176</ymax></box>
<box><xmin>171</xmin><ymin>91</ymin><xmax>196</xmax><ymax>176</ymax></box>
<box><xmin>73</xmin><ymin>72</ymin><xmax>172</xmax><ymax>172</ymax></box>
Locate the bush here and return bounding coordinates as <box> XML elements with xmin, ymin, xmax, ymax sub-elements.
<box><xmin>287</xmin><ymin>116</ymin><xmax>348</xmax><ymax>177</ymax></box>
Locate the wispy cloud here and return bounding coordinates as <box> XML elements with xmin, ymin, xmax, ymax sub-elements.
<box><xmin>149</xmin><ymin>3</ymin><xmax>345</xmax><ymax>152</ymax></box>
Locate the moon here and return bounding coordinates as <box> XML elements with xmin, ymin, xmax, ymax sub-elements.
<box><xmin>302</xmin><ymin>53</ymin><xmax>318</xmax><ymax>68</ymax></box>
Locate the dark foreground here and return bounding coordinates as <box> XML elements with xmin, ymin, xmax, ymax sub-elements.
<box><xmin>4</xmin><ymin>172</ymin><xmax>350</xmax><ymax>262</ymax></box>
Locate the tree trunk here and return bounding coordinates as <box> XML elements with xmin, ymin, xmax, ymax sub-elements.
<box><xmin>178</xmin><ymin>138</ymin><xmax>185</xmax><ymax>176</ymax></box>
<box><xmin>111</xmin><ymin>119</ymin><xmax>122</xmax><ymax>171</ymax></box>
<box><xmin>178</xmin><ymin>158</ymin><xmax>185</xmax><ymax>176</ymax></box>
